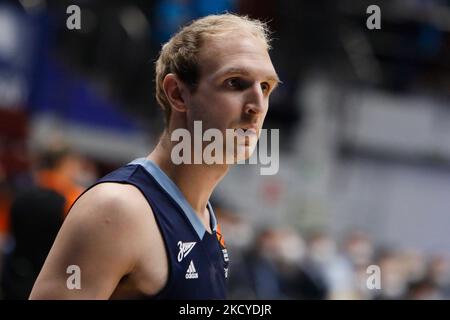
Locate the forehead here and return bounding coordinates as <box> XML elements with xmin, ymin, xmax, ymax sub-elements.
<box><xmin>198</xmin><ymin>33</ymin><xmax>277</xmax><ymax>81</ymax></box>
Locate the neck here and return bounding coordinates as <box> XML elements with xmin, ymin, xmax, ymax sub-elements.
<box><xmin>147</xmin><ymin>130</ymin><xmax>229</xmax><ymax>225</ymax></box>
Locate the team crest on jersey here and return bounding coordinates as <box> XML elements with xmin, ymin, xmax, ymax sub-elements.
<box><xmin>177</xmin><ymin>241</ymin><xmax>196</xmax><ymax>262</ymax></box>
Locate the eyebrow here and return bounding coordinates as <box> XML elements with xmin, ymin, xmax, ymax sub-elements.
<box><xmin>217</xmin><ymin>67</ymin><xmax>281</xmax><ymax>88</ymax></box>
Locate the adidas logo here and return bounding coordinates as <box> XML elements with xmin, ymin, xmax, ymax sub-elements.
<box><xmin>185</xmin><ymin>260</ymin><xmax>199</xmax><ymax>279</ymax></box>
<box><xmin>177</xmin><ymin>241</ymin><xmax>196</xmax><ymax>262</ymax></box>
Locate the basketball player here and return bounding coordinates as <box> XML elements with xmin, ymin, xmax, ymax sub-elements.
<box><xmin>29</xmin><ymin>13</ymin><xmax>279</xmax><ymax>299</ymax></box>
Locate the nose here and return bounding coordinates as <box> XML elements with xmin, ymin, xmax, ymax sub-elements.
<box><xmin>243</xmin><ymin>84</ymin><xmax>266</xmax><ymax>115</ymax></box>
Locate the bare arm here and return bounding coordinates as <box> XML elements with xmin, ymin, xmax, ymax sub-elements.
<box><xmin>29</xmin><ymin>183</ymin><xmax>149</xmax><ymax>299</ymax></box>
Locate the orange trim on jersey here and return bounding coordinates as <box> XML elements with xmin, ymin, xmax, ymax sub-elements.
<box><xmin>216</xmin><ymin>223</ymin><xmax>226</xmax><ymax>248</ymax></box>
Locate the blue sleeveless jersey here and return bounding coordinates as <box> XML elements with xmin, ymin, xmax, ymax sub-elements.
<box><xmin>93</xmin><ymin>158</ymin><xmax>229</xmax><ymax>299</ymax></box>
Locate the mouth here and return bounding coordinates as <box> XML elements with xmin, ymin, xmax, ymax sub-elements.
<box><xmin>234</xmin><ymin>126</ymin><xmax>258</xmax><ymax>135</ymax></box>
<box><xmin>233</xmin><ymin>126</ymin><xmax>258</xmax><ymax>146</ymax></box>
<box><xmin>242</xmin><ymin>128</ymin><xmax>258</xmax><ymax>135</ymax></box>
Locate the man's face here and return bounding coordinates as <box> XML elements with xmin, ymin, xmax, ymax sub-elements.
<box><xmin>183</xmin><ymin>33</ymin><xmax>279</xmax><ymax>162</ymax></box>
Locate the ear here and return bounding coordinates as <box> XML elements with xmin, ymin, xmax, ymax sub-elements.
<box><xmin>162</xmin><ymin>73</ymin><xmax>188</xmax><ymax>113</ymax></box>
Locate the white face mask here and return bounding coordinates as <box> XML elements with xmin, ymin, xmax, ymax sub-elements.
<box><xmin>309</xmin><ymin>238</ymin><xmax>337</xmax><ymax>264</ymax></box>
<box><xmin>277</xmin><ymin>234</ymin><xmax>305</xmax><ymax>265</ymax></box>
<box><xmin>346</xmin><ymin>241</ymin><xmax>374</xmax><ymax>266</ymax></box>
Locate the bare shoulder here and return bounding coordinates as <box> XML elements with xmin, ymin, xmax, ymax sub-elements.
<box><xmin>60</xmin><ymin>182</ymin><xmax>154</xmax><ymax>250</ymax></box>
<box><xmin>72</xmin><ymin>182</ymin><xmax>151</xmax><ymax>220</ymax></box>
<box><xmin>30</xmin><ymin>182</ymin><xmax>166</xmax><ymax>299</ymax></box>
<box><xmin>68</xmin><ymin>182</ymin><xmax>164</xmax><ymax>255</ymax></box>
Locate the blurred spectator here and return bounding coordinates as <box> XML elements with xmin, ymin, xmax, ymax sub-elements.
<box><xmin>342</xmin><ymin>230</ymin><xmax>375</xmax><ymax>268</ymax></box>
<box><xmin>427</xmin><ymin>254</ymin><xmax>450</xmax><ymax>298</ymax></box>
<box><xmin>273</xmin><ymin>228</ymin><xmax>327</xmax><ymax>300</ymax></box>
<box><xmin>228</xmin><ymin>226</ymin><xmax>330</xmax><ymax>300</ymax></box>
<box><xmin>240</xmin><ymin>228</ymin><xmax>286</xmax><ymax>299</ymax></box>
<box><xmin>0</xmin><ymin>187</ymin><xmax>64</xmax><ymax>299</ymax></box>
<box><xmin>0</xmin><ymin>141</ymin><xmax>94</xmax><ymax>299</ymax></box>
<box><xmin>34</xmin><ymin>145</ymin><xmax>86</xmax><ymax>215</ymax></box>
<box><xmin>400</xmin><ymin>249</ymin><xmax>428</xmax><ymax>285</ymax></box>
<box><xmin>372</xmin><ymin>249</ymin><xmax>408</xmax><ymax>300</ymax></box>
<box><xmin>304</xmin><ymin>231</ymin><xmax>356</xmax><ymax>299</ymax></box>
<box><xmin>214</xmin><ymin>204</ymin><xmax>254</xmax><ymax>253</ymax></box>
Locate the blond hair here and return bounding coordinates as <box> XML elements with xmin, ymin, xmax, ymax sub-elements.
<box><xmin>155</xmin><ymin>13</ymin><xmax>272</xmax><ymax>125</ymax></box>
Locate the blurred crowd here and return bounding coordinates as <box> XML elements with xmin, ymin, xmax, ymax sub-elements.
<box><xmin>0</xmin><ymin>130</ymin><xmax>99</xmax><ymax>299</ymax></box>
<box><xmin>215</xmin><ymin>204</ymin><xmax>450</xmax><ymax>300</ymax></box>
